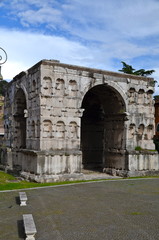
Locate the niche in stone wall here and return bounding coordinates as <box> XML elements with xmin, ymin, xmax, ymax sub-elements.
<box><xmin>146</xmin><ymin>124</ymin><xmax>154</xmax><ymax>140</ymax></box>
<box><xmin>69</xmin><ymin>121</ymin><xmax>78</xmax><ymax>138</ymax></box>
<box><xmin>137</xmin><ymin>124</ymin><xmax>145</xmax><ymax>140</ymax></box>
<box><xmin>56</xmin><ymin>121</ymin><xmax>65</xmax><ymax>138</ymax></box>
<box><xmin>146</xmin><ymin>90</ymin><xmax>154</xmax><ymax>105</ymax></box>
<box><xmin>129</xmin><ymin>123</ymin><xmax>136</xmax><ymax>139</ymax></box>
<box><xmin>128</xmin><ymin>88</ymin><xmax>136</xmax><ymax>104</ymax></box>
<box><xmin>138</xmin><ymin>89</ymin><xmax>145</xmax><ymax>105</ymax></box>
<box><xmin>43</xmin><ymin>77</ymin><xmax>52</xmax><ymax>95</ymax></box>
<box><xmin>32</xmin><ymin>79</ymin><xmax>36</xmax><ymax>93</ymax></box>
<box><xmin>69</xmin><ymin>80</ymin><xmax>78</xmax><ymax>97</ymax></box>
<box><xmin>55</xmin><ymin>79</ymin><xmax>65</xmax><ymax>95</ymax></box>
<box><xmin>43</xmin><ymin>120</ymin><xmax>52</xmax><ymax>138</ymax></box>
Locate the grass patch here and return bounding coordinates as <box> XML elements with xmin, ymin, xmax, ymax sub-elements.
<box><xmin>0</xmin><ymin>171</ymin><xmax>112</xmax><ymax>191</ymax></box>
<box><xmin>1</xmin><ymin>171</ymin><xmax>159</xmax><ymax>191</ymax></box>
<box><xmin>0</xmin><ymin>179</ymin><xmax>110</xmax><ymax>191</ymax></box>
<box><xmin>135</xmin><ymin>146</ymin><xmax>142</xmax><ymax>151</ymax></box>
<box><xmin>135</xmin><ymin>146</ymin><xmax>157</xmax><ymax>152</ymax></box>
<box><xmin>0</xmin><ymin>171</ymin><xmax>16</xmax><ymax>183</ymax></box>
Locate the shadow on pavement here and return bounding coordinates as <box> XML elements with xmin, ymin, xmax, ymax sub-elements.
<box><xmin>17</xmin><ymin>219</ymin><xmax>25</xmax><ymax>239</ymax></box>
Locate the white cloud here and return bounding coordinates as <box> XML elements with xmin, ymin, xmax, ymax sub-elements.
<box><xmin>0</xmin><ymin>28</ymin><xmax>95</xmax><ymax>79</ymax></box>
<box><xmin>4</xmin><ymin>0</ymin><xmax>159</xmax><ymax>40</ymax></box>
<box><xmin>2</xmin><ymin>61</ymin><xmax>27</xmax><ymax>81</ymax></box>
<box><xmin>62</xmin><ymin>0</ymin><xmax>159</xmax><ymax>39</ymax></box>
<box><xmin>1</xmin><ymin>0</ymin><xmax>159</xmax><ymax>94</ymax></box>
<box><xmin>18</xmin><ymin>7</ymin><xmax>62</xmax><ymax>28</ymax></box>
<box><xmin>0</xmin><ymin>27</ymin><xmax>158</xmax><ymax>83</ymax></box>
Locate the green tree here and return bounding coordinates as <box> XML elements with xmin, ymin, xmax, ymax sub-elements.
<box><xmin>0</xmin><ymin>80</ymin><xmax>8</xmax><ymax>96</ymax></box>
<box><xmin>119</xmin><ymin>61</ymin><xmax>155</xmax><ymax>76</ymax></box>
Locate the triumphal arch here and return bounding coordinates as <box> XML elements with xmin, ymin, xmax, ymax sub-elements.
<box><xmin>3</xmin><ymin>60</ymin><xmax>159</xmax><ymax>181</ymax></box>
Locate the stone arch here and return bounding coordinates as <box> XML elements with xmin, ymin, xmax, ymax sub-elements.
<box><xmin>43</xmin><ymin>76</ymin><xmax>52</xmax><ymax>95</ymax></box>
<box><xmin>43</xmin><ymin>120</ymin><xmax>52</xmax><ymax>138</ymax></box>
<box><xmin>56</xmin><ymin>121</ymin><xmax>65</xmax><ymax>138</ymax></box>
<box><xmin>81</xmin><ymin>84</ymin><xmax>127</xmax><ymax>171</ymax></box>
<box><xmin>18</xmin><ymin>83</ymin><xmax>28</xmax><ymax>109</ymax></box>
<box><xmin>69</xmin><ymin>80</ymin><xmax>78</xmax><ymax>97</ymax></box>
<box><xmin>78</xmin><ymin>81</ymin><xmax>128</xmax><ymax>110</ymax></box>
<box><xmin>55</xmin><ymin>78</ymin><xmax>65</xmax><ymax>95</ymax></box>
<box><xmin>13</xmin><ymin>88</ymin><xmax>27</xmax><ymax>148</ymax></box>
<box><xmin>69</xmin><ymin>121</ymin><xmax>78</xmax><ymax>138</ymax></box>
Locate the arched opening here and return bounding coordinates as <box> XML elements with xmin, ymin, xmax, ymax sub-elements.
<box><xmin>13</xmin><ymin>89</ymin><xmax>27</xmax><ymax>149</ymax></box>
<box><xmin>81</xmin><ymin>85</ymin><xmax>126</xmax><ymax>171</ymax></box>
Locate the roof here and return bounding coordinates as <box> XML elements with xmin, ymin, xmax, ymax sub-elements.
<box><xmin>12</xmin><ymin>59</ymin><xmax>154</xmax><ymax>83</ymax></box>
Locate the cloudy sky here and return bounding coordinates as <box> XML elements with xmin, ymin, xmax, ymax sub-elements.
<box><xmin>0</xmin><ymin>0</ymin><xmax>159</xmax><ymax>94</ymax></box>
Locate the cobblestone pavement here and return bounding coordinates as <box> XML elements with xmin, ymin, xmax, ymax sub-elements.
<box><xmin>0</xmin><ymin>178</ymin><xmax>159</xmax><ymax>240</ymax></box>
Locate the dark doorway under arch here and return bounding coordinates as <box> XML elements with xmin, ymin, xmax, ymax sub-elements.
<box><xmin>81</xmin><ymin>85</ymin><xmax>127</xmax><ymax>171</ymax></box>
<box><xmin>13</xmin><ymin>88</ymin><xmax>27</xmax><ymax>149</ymax></box>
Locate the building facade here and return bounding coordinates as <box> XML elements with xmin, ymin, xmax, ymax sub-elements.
<box><xmin>3</xmin><ymin>60</ymin><xmax>158</xmax><ymax>182</ymax></box>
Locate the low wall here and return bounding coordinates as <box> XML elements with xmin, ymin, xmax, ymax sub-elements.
<box><xmin>128</xmin><ymin>151</ymin><xmax>159</xmax><ymax>177</ymax></box>
<box><xmin>1</xmin><ymin>148</ymin><xmax>159</xmax><ymax>180</ymax></box>
<box><xmin>103</xmin><ymin>151</ymin><xmax>159</xmax><ymax>177</ymax></box>
<box><xmin>5</xmin><ymin>149</ymin><xmax>82</xmax><ymax>182</ymax></box>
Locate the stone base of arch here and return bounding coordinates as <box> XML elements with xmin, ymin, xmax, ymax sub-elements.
<box><xmin>104</xmin><ymin>151</ymin><xmax>159</xmax><ymax>177</ymax></box>
<box><xmin>127</xmin><ymin>151</ymin><xmax>159</xmax><ymax>177</ymax></box>
<box><xmin>2</xmin><ymin>148</ymin><xmax>83</xmax><ymax>182</ymax></box>
<box><xmin>2</xmin><ymin>147</ymin><xmax>159</xmax><ymax>182</ymax></box>
<box><xmin>21</xmin><ymin>172</ymin><xmax>84</xmax><ymax>183</ymax></box>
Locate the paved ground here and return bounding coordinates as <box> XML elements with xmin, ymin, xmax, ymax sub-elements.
<box><xmin>0</xmin><ymin>178</ymin><xmax>159</xmax><ymax>240</ymax></box>
<box><xmin>81</xmin><ymin>171</ymin><xmax>121</xmax><ymax>180</ymax></box>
